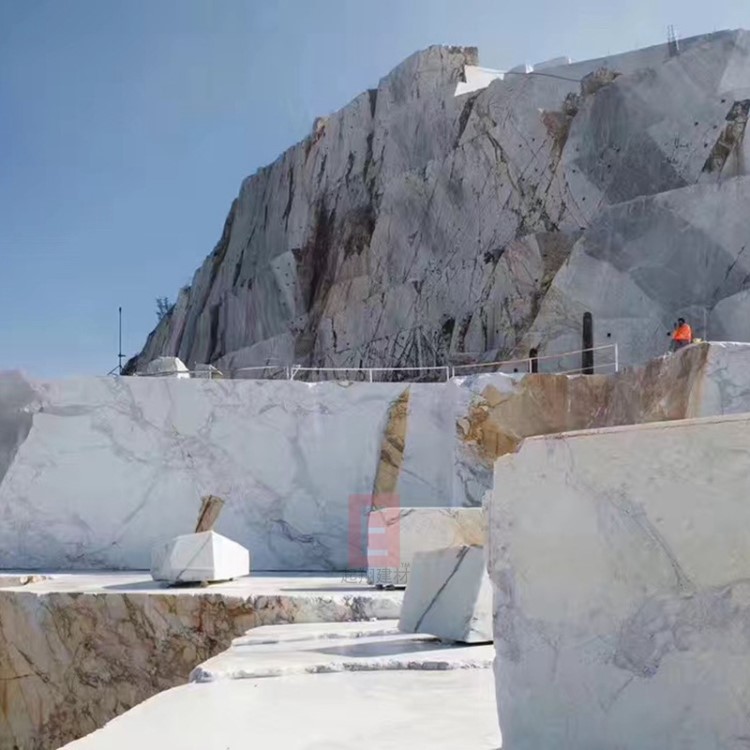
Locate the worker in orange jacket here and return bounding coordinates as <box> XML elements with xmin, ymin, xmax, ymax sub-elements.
<box><xmin>670</xmin><ymin>318</ymin><xmax>693</xmax><ymax>352</ymax></box>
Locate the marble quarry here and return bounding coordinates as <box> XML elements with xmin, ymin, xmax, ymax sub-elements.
<box><xmin>488</xmin><ymin>413</ymin><xmax>750</xmax><ymax>749</ymax></box>
<box><xmin>7</xmin><ymin>28</ymin><xmax>750</xmax><ymax>749</ymax></box>
<box><xmin>0</xmin><ymin>573</ymin><xmax>401</xmax><ymax>750</ymax></box>
<box><xmin>398</xmin><ymin>545</ymin><xmax>492</xmax><ymax>643</ymax></box>
<box><xmin>126</xmin><ymin>29</ymin><xmax>750</xmax><ymax>377</ymax></box>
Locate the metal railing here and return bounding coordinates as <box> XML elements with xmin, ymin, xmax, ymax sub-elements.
<box><xmin>123</xmin><ymin>344</ymin><xmax>618</xmax><ymax>383</ymax></box>
<box><xmin>451</xmin><ymin>344</ymin><xmax>619</xmax><ymax>378</ymax></box>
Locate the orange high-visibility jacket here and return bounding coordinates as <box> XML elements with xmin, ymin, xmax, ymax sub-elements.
<box><xmin>673</xmin><ymin>323</ymin><xmax>693</xmax><ymax>342</ymax></box>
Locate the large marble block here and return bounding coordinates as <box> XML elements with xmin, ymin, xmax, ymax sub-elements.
<box><xmin>367</xmin><ymin>507</ymin><xmax>486</xmax><ymax>587</ymax></box>
<box><xmin>151</xmin><ymin>531</ymin><xmax>249</xmax><ymax>584</ymax></box>
<box><xmin>399</xmin><ymin>546</ymin><xmax>492</xmax><ymax>643</ymax></box>
<box><xmin>489</xmin><ymin>413</ymin><xmax>750</xmax><ymax>749</ymax></box>
<box><xmin>0</xmin><ymin>374</ymin><xmax>452</xmax><ymax>571</ymax></box>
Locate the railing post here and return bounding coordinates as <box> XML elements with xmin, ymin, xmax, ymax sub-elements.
<box><xmin>368</xmin><ymin>369</ymin><xmax>373</xmax><ymax>383</ymax></box>
<box><xmin>582</xmin><ymin>312</ymin><xmax>594</xmax><ymax>375</ymax></box>
<box><xmin>529</xmin><ymin>347</ymin><xmax>538</xmax><ymax>374</ymax></box>
<box><xmin>444</xmin><ymin>366</ymin><xmax>450</xmax><ymax>382</ymax></box>
<box><xmin>614</xmin><ymin>344</ymin><xmax>619</xmax><ymax>373</ymax></box>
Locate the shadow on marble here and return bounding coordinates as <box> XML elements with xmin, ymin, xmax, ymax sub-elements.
<box><xmin>277</xmin><ymin>585</ymin><xmax>365</xmax><ymax>593</ymax></box>
<box><xmin>102</xmin><ymin>580</ymin><xmax>175</xmax><ymax>592</ymax></box>
<box><xmin>313</xmin><ymin>638</ymin><xmax>480</xmax><ymax>659</ymax></box>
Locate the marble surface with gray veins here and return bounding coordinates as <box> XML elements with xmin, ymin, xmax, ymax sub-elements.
<box><xmin>488</xmin><ymin>413</ymin><xmax>750</xmax><ymax>749</ymax></box>
<box><xmin>127</xmin><ymin>30</ymin><xmax>750</xmax><ymax>374</ymax></box>
<box><xmin>399</xmin><ymin>545</ymin><xmax>492</xmax><ymax>643</ymax></box>
<box><xmin>4</xmin><ymin>343</ymin><xmax>750</xmax><ymax>571</ymax></box>
<box><xmin>0</xmin><ymin>372</ymin><xmax>448</xmax><ymax>571</ymax></box>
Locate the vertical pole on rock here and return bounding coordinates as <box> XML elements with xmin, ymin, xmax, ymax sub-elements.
<box><xmin>118</xmin><ymin>306</ymin><xmax>123</xmax><ymax>375</ymax></box>
<box><xmin>529</xmin><ymin>348</ymin><xmax>539</xmax><ymax>374</ymax></box>
<box><xmin>582</xmin><ymin>312</ymin><xmax>594</xmax><ymax>374</ymax></box>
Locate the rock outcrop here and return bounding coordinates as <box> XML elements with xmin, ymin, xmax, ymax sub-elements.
<box><xmin>127</xmin><ymin>30</ymin><xmax>750</xmax><ymax>374</ymax></box>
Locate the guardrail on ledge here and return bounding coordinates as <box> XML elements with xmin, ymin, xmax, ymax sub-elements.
<box><xmin>124</xmin><ymin>344</ymin><xmax>619</xmax><ymax>383</ymax></box>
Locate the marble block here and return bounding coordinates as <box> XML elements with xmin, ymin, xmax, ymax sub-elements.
<box><xmin>151</xmin><ymin>531</ymin><xmax>249</xmax><ymax>584</ymax></box>
<box><xmin>367</xmin><ymin>507</ymin><xmax>486</xmax><ymax>587</ymax></box>
<box><xmin>399</xmin><ymin>546</ymin><xmax>492</xmax><ymax>643</ymax></box>
<box><xmin>489</xmin><ymin>413</ymin><xmax>750</xmax><ymax>750</ymax></box>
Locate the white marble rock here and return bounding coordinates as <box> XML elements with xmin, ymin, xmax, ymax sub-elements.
<box><xmin>399</xmin><ymin>545</ymin><xmax>492</xmax><ymax>643</ymax></box>
<box><xmin>3</xmin><ymin>344</ymin><xmax>750</xmax><ymax>573</ymax></box>
<box><xmin>489</xmin><ymin>413</ymin><xmax>750</xmax><ymax>749</ymax></box>
<box><xmin>151</xmin><ymin>531</ymin><xmax>250</xmax><ymax>584</ymax></box>
<box><xmin>367</xmin><ymin>507</ymin><xmax>486</xmax><ymax>587</ymax></box>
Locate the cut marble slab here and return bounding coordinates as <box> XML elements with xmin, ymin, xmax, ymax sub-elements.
<box><xmin>399</xmin><ymin>545</ymin><xmax>492</xmax><ymax>643</ymax></box>
<box><xmin>489</xmin><ymin>412</ymin><xmax>750</xmax><ymax>749</ymax></box>
<box><xmin>150</xmin><ymin>530</ymin><xmax>250</xmax><ymax>584</ymax></box>
<box><xmin>190</xmin><ymin>619</ymin><xmax>493</xmax><ymax>682</ymax></box>
<box><xmin>367</xmin><ymin>507</ymin><xmax>486</xmax><ymax>587</ymax></box>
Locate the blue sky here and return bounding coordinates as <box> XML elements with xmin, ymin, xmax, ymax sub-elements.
<box><xmin>1</xmin><ymin>0</ymin><xmax>747</xmax><ymax>377</ymax></box>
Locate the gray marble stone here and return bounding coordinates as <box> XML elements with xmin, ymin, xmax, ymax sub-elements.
<box><xmin>399</xmin><ymin>546</ymin><xmax>492</xmax><ymax>643</ymax></box>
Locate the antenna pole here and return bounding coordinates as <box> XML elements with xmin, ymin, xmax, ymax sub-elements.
<box><xmin>118</xmin><ymin>306</ymin><xmax>124</xmax><ymax>375</ymax></box>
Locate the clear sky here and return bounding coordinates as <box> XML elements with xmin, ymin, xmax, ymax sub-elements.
<box><xmin>1</xmin><ymin>0</ymin><xmax>747</xmax><ymax>377</ymax></box>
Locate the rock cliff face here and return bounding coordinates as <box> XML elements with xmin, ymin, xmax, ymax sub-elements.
<box><xmin>128</xmin><ymin>30</ymin><xmax>750</xmax><ymax>374</ymax></box>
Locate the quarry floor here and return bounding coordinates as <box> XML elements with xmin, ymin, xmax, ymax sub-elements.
<box><xmin>62</xmin><ymin>669</ymin><xmax>501</xmax><ymax>750</ymax></box>
<box><xmin>0</xmin><ymin>572</ymin><xmax>500</xmax><ymax>749</ymax></box>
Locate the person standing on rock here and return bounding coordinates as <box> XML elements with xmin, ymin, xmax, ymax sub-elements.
<box><xmin>670</xmin><ymin>318</ymin><xmax>693</xmax><ymax>352</ymax></box>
